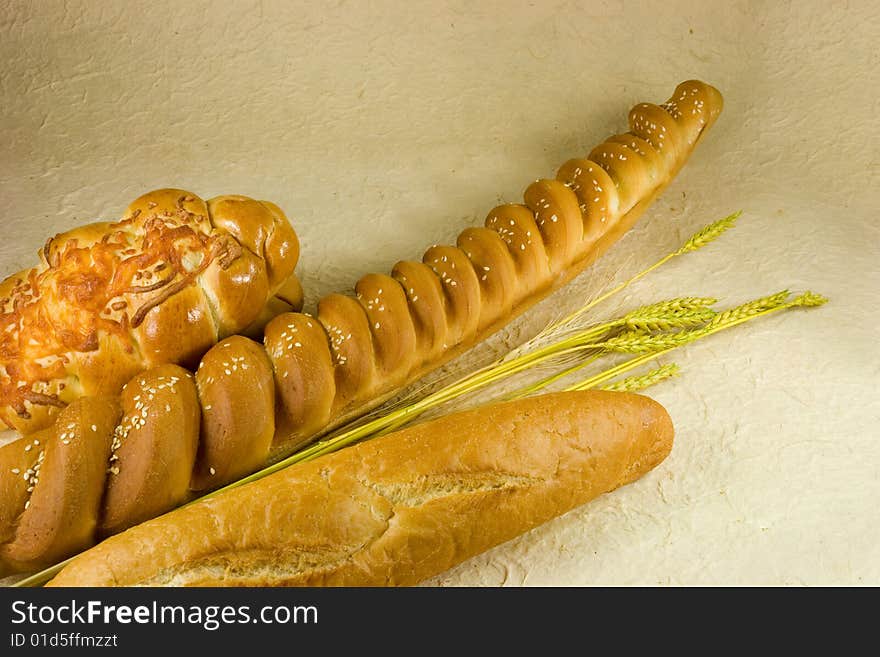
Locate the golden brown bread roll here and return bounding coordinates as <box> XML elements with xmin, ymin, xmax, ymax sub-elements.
<box><xmin>0</xmin><ymin>80</ymin><xmax>721</xmax><ymax>575</ymax></box>
<box><xmin>46</xmin><ymin>390</ymin><xmax>674</xmax><ymax>586</ymax></box>
<box><xmin>0</xmin><ymin>398</ymin><xmax>120</xmax><ymax>572</ymax></box>
<box><xmin>0</xmin><ymin>189</ymin><xmax>302</xmax><ymax>435</ymax></box>
<box><xmin>191</xmin><ymin>336</ymin><xmax>276</xmax><ymax>491</ymax></box>
<box><xmin>99</xmin><ymin>365</ymin><xmax>201</xmax><ymax>537</ymax></box>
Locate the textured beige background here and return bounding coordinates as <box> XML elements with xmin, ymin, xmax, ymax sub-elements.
<box><xmin>1</xmin><ymin>0</ymin><xmax>878</xmax><ymax>585</ymax></box>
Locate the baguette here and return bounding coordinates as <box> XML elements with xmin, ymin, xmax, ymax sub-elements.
<box><xmin>0</xmin><ymin>80</ymin><xmax>721</xmax><ymax>573</ymax></box>
<box><xmin>0</xmin><ymin>190</ymin><xmax>303</xmax><ymax>435</ymax></box>
<box><xmin>47</xmin><ymin>390</ymin><xmax>674</xmax><ymax>586</ymax></box>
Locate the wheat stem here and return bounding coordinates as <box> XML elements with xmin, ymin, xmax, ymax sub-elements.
<box><xmin>565</xmin><ymin>290</ymin><xmax>827</xmax><ymax>391</ymax></box>
<box><xmin>675</xmin><ymin>211</ymin><xmax>742</xmax><ymax>254</ymax></box>
<box><xmin>537</xmin><ymin>212</ymin><xmax>740</xmax><ymax>336</ymax></box>
<box><xmin>505</xmin><ymin>353</ymin><xmax>604</xmax><ymax>400</ymax></box>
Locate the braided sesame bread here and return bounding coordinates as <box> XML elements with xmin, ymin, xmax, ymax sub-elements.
<box><xmin>265</xmin><ymin>79</ymin><xmax>723</xmax><ymax>449</ymax></box>
<box><xmin>0</xmin><ymin>190</ymin><xmax>303</xmax><ymax>436</ymax></box>
<box><xmin>0</xmin><ymin>80</ymin><xmax>721</xmax><ymax>575</ymax></box>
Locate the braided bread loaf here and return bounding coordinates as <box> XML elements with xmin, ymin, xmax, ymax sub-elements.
<box><xmin>265</xmin><ymin>79</ymin><xmax>723</xmax><ymax>447</ymax></box>
<box><xmin>0</xmin><ymin>190</ymin><xmax>303</xmax><ymax>436</ymax></box>
<box><xmin>0</xmin><ymin>80</ymin><xmax>722</xmax><ymax>575</ymax></box>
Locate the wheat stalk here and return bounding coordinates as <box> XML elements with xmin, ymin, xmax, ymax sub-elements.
<box><xmin>563</xmin><ymin>290</ymin><xmax>828</xmax><ymax>392</ymax></box>
<box><xmin>601</xmin><ymin>330</ymin><xmax>696</xmax><ymax>353</ymax></box>
<box><xmin>325</xmin><ymin>290</ymin><xmax>825</xmax><ymax>455</ymax></box>
<box><xmin>623</xmin><ymin>297</ymin><xmax>717</xmax><ymax>331</ymax></box>
<box><xmin>675</xmin><ymin>212</ymin><xmax>741</xmax><ymax>254</ymax></box>
<box><xmin>600</xmin><ymin>363</ymin><xmax>681</xmax><ymax>392</ymax></box>
<box><xmin>536</xmin><ymin>211</ymin><xmax>741</xmax><ymax>338</ymax></box>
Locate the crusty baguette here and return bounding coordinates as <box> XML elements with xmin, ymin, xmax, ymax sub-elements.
<box><xmin>1</xmin><ymin>80</ymin><xmax>720</xmax><ymax>574</ymax></box>
<box><xmin>0</xmin><ymin>190</ymin><xmax>303</xmax><ymax>435</ymax></box>
<box><xmin>47</xmin><ymin>390</ymin><xmax>674</xmax><ymax>586</ymax></box>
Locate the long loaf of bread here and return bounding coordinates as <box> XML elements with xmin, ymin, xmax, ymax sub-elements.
<box><xmin>47</xmin><ymin>390</ymin><xmax>674</xmax><ymax>586</ymax></box>
<box><xmin>0</xmin><ymin>80</ymin><xmax>721</xmax><ymax>574</ymax></box>
<box><xmin>266</xmin><ymin>79</ymin><xmax>722</xmax><ymax>450</ymax></box>
<box><xmin>0</xmin><ymin>190</ymin><xmax>303</xmax><ymax>435</ymax></box>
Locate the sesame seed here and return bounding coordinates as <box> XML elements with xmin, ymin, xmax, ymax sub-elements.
<box><xmin>209</xmin><ymin>467</ymin><xmax>216</xmax><ymax>476</ymax></box>
<box><xmin>91</xmin><ymin>424</ymin><xmax>97</xmax><ymax>432</ymax></box>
